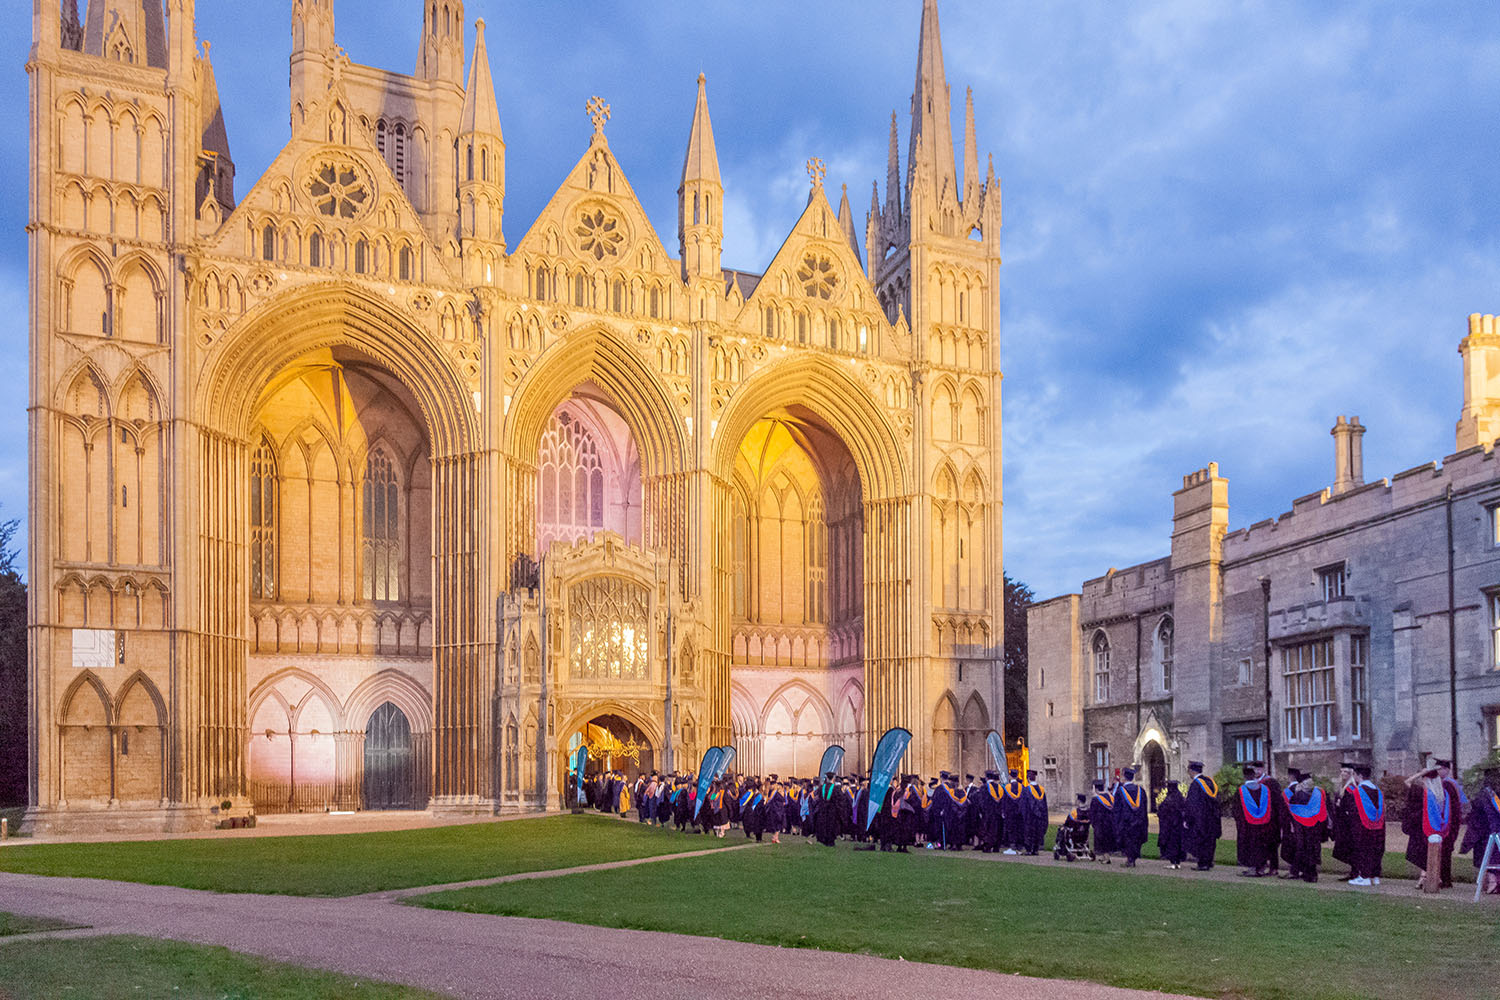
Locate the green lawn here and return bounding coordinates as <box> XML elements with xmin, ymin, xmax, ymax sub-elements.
<box><xmin>0</xmin><ymin>910</ymin><xmax>83</xmax><ymax>936</ymax></box>
<box><xmin>0</xmin><ymin>815</ymin><xmax>730</xmax><ymax>896</ymax></box>
<box><xmin>0</xmin><ymin>935</ymin><xmax>443</xmax><ymax>999</ymax></box>
<box><xmin>416</xmin><ymin>843</ymin><xmax>1500</xmax><ymax>1000</ymax></box>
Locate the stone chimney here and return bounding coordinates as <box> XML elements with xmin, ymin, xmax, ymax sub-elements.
<box><xmin>1331</xmin><ymin>416</ymin><xmax>1365</xmax><ymax>494</ymax></box>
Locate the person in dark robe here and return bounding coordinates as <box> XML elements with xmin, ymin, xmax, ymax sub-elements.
<box><xmin>976</xmin><ymin>770</ymin><xmax>1003</xmax><ymax>852</ymax></box>
<box><xmin>1437</xmin><ymin>759</ymin><xmax>1468</xmax><ymax>888</ymax></box>
<box><xmin>812</xmin><ymin>772</ymin><xmax>843</xmax><ymax>846</ymax></box>
<box><xmin>1089</xmin><ymin>779</ymin><xmax>1117</xmax><ymax>863</ymax></box>
<box><xmin>1000</xmin><ymin>769</ymin><xmax>1023</xmax><ymax>854</ymax></box>
<box><xmin>1183</xmin><ymin>760</ymin><xmax>1221</xmax><ymax>871</ymax></box>
<box><xmin>1345</xmin><ymin>764</ymin><xmax>1386</xmax><ymax>886</ymax></box>
<box><xmin>1233</xmin><ymin>763</ymin><xmax>1276</xmax><ymax>876</ymax></box>
<box><xmin>946</xmin><ymin>776</ymin><xmax>971</xmax><ymax>850</ymax></box>
<box><xmin>1278</xmin><ymin>767</ymin><xmax>1304</xmax><ymax>878</ymax></box>
<box><xmin>1285</xmin><ymin>772</ymin><xmax>1329</xmax><ymax>882</ymax></box>
<box><xmin>1404</xmin><ymin>759</ymin><xmax>1462</xmax><ymax>889</ymax></box>
<box><xmin>1021</xmin><ymin>769</ymin><xmax>1049</xmax><ymax>855</ymax></box>
<box><xmin>1157</xmin><ymin>779</ymin><xmax>1186</xmax><ymax>868</ymax></box>
<box><xmin>671</xmin><ymin>779</ymin><xmax>691</xmax><ymax>831</ymax></box>
<box><xmin>853</xmin><ymin>778</ymin><xmax>871</xmax><ymax>843</ymax></box>
<box><xmin>1054</xmin><ymin>793</ymin><xmax>1089</xmax><ymax>860</ymax></box>
<box><xmin>1330</xmin><ymin>762</ymin><xmax>1358</xmax><ymax>877</ymax></box>
<box><xmin>921</xmin><ymin>778</ymin><xmax>938</xmax><ymax>848</ymax></box>
<box><xmin>963</xmin><ymin>775</ymin><xmax>982</xmax><ymax>849</ymax></box>
<box><xmin>763</xmin><ymin>778</ymin><xmax>786</xmax><ymax>844</ymax></box>
<box><xmin>1113</xmin><ymin>766</ymin><xmax>1148</xmax><ymax>867</ymax></box>
<box><xmin>1460</xmin><ymin>766</ymin><xmax>1500</xmax><ymax>894</ymax></box>
<box><xmin>800</xmin><ymin>780</ymin><xmax>815</xmax><ymax>837</ymax></box>
<box><xmin>1257</xmin><ymin>762</ymin><xmax>1285</xmax><ymax>875</ymax></box>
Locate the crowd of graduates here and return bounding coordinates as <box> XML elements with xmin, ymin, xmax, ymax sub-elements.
<box><xmin>577</xmin><ymin>753</ymin><xmax>1500</xmax><ymax>893</ymax></box>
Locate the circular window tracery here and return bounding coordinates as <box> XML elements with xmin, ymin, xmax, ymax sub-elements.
<box><xmin>798</xmin><ymin>253</ymin><xmax>839</xmax><ymax>299</ymax></box>
<box><xmin>574</xmin><ymin>207</ymin><xmax>626</xmax><ymax>261</ymax></box>
<box><xmin>306</xmin><ymin>161</ymin><xmax>370</xmax><ymax>220</ymax></box>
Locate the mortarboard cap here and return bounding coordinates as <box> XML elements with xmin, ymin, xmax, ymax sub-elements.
<box><xmin>1354</xmin><ymin>765</ymin><xmax>1373</xmax><ymax>779</ymax></box>
<box><xmin>1188</xmin><ymin>760</ymin><xmax>1204</xmax><ymax>772</ymax></box>
<box><xmin>985</xmin><ymin>769</ymin><xmax>999</xmax><ymax>779</ymax></box>
<box><xmin>1093</xmin><ymin>779</ymin><xmax>1105</xmax><ymax>791</ymax></box>
<box><xmin>1123</xmin><ymin>767</ymin><xmax>1136</xmax><ymax>780</ymax></box>
<box><xmin>1026</xmin><ymin>769</ymin><xmax>1038</xmax><ymax>780</ymax></box>
<box><xmin>1076</xmin><ymin>793</ymin><xmax>1088</xmax><ymax>804</ymax></box>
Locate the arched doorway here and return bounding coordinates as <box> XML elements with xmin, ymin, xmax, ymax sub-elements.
<box><xmin>1144</xmin><ymin>741</ymin><xmax>1167</xmax><ymax>813</ymax></box>
<box><xmin>364</xmin><ymin>702</ymin><xmax>415</xmax><ymax>809</ymax></box>
<box><xmin>573</xmin><ymin>712</ymin><xmax>654</xmax><ymax>786</ymax></box>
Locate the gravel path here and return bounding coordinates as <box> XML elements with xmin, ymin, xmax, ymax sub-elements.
<box><xmin>0</xmin><ymin>868</ymin><xmax>1195</xmax><ymax>1000</ymax></box>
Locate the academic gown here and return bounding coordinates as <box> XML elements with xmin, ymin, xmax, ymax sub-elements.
<box><xmin>1113</xmin><ymin>781</ymin><xmax>1149</xmax><ymax>861</ymax></box>
<box><xmin>1000</xmin><ymin>782</ymin><xmax>1024</xmax><ymax>849</ymax></box>
<box><xmin>1348</xmin><ymin>780</ymin><xmax>1387</xmax><ymax>879</ymax></box>
<box><xmin>1286</xmin><ymin>785</ymin><xmax>1330</xmax><ymax>881</ymax></box>
<box><xmin>1331</xmin><ymin>781</ymin><xmax>1358</xmax><ymax>866</ymax></box>
<box><xmin>1157</xmin><ymin>789</ymin><xmax>1187</xmax><ymax>864</ymax></box>
<box><xmin>765</xmin><ymin>790</ymin><xmax>788</xmax><ymax>834</ymax></box>
<box><xmin>1022</xmin><ymin>782</ymin><xmax>1050</xmax><ymax>854</ymax></box>
<box><xmin>1404</xmin><ymin>781</ymin><xmax>1460</xmax><ymax>882</ymax></box>
<box><xmin>1184</xmin><ymin>773</ymin><xmax>1222</xmax><ymax>868</ymax></box>
<box><xmin>1232</xmin><ymin>779</ymin><xmax>1277</xmax><ymax>871</ymax></box>
<box><xmin>813</xmin><ymin>783</ymin><xmax>845</xmax><ymax>846</ymax></box>
<box><xmin>1090</xmin><ymin>792</ymin><xmax>1118</xmax><ymax>855</ymax></box>
<box><xmin>977</xmin><ymin>781</ymin><xmax>1003</xmax><ymax>852</ymax></box>
<box><xmin>1460</xmin><ymin>786</ymin><xmax>1500</xmax><ymax>869</ymax></box>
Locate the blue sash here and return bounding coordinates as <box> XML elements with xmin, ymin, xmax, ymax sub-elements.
<box><xmin>1239</xmin><ymin>782</ymin><xmax>1270</xmax><ymax>823</ymax></box>
<box><xmin>1288</xmin><ymin>787</ymin><xmax>1326</xmax><ymax>826</ymax></box>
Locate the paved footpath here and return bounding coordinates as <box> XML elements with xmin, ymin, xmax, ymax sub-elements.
<box><xmin>0</xmin><ymin>863</ymin><xmax>1195</xmax><ymax>1000</ymax></box>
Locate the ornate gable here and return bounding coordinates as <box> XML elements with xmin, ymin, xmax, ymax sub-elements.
<box><xmin>740</xmin><ymin>172</ymin><xmax>890</xmax><ymax>359</ymax></box>
<box><xmin>204</xmin><ymin>76</ymin><xmax>457</xmax><ymax>287</ymax></box>
<box><xmin>513</xmin><ymin>116</ymin><xmax>682</xmax><ymax>321</ymax></box>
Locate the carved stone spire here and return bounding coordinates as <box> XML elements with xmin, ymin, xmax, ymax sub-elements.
<box><xmin>907</xmin><ymin>0</ymin><xmax>957</xmax><ymax>212</ymax></box>
<box><xmin>963</xmin><ymin>86</ymin><xmax>979</xmax><ymax>207</ymax></box>
<box><xmin>679</xmin><ymin>74</ymin><xmax>723</xmax><ymax>279</ymax></box>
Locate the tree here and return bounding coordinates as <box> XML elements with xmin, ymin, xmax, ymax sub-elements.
<box><xmin>0</xmin><ymin>514</ymin><xmax>24</xmax><ymax>806</ymax></box>
<box><xmin>1003</xmin><ymin>573</ymin><xmax>1034</xmax><ymax>745</ymax></box>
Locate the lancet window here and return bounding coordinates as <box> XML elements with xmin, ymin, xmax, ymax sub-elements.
<box><xmin>538</xmin><ymin>411</ymin><xmax>605</xmax><ymax>549</ymax></box>
<box><xmin>362</xmin><ymin>449</ymin><xmax>401</xmax><ymax>601</ymax></box>
<box><xmin>250</xmin><ymin>440</ymin><xmax>277</xmax><ymax>600</ymax></box>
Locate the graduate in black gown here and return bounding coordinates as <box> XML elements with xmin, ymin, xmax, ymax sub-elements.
<box><xmin>1021</xmin><ymin>769</ymin><xmax>1048</xmax><ymax>855</ymax></box>
<box><xmin>1345</xmin><ymin>764</ymin><xmax>1386</xmax><ymax>886</ymax></box>
<box><xmin>1403</xmin><ymin>760</ymin><xmax>1462</xmax><ymax>888</ymax></box>
<box><xmin>1157</xmin><ymin>779</ymin><xmax>1186</xmax><ymax>868</ymax></box>
<box><xmin>1000</xmin><ymin>769</ymin><xmax>1023</xmax><ymax>853</ymax></box>
<box><xmin>812</xmin><ymin>772</ymin><xmax>844</xmax><ymax>846</ymax></box>
<box><xmin>1285</xmin><ymin>772</ymin><xmax>1329</xmax><ymax>883</ymax></box>
<box><xmin>1183</xmin><ymin>760</ymin><xmax>1221</xmax><ymax>871</ymax></box>
<box><xmin>1330</xmin><ymin>762</ymin><xmax>1358</xmax><ymax>875</ymax></box>
<box><xmin>1113</xmin><ymin>766</ymin><xmax>1148</xmax><ymax>867</ymax></box>
<box><xmin>975</xmin><ymin>770</ymin><xmax>1002</xmax><ymax>852</ymax></box>
<box><xmin>1089</xmin><ymin>779</ymin><xmax>1117</xmax><ymax>863</ymax></box>
<box><xmin>764</xmin><ymin>777</ymin><xmax>787</xmax><ymax>845</ymax></box>
<box><xmin>1233</xmin><ymin>763</ymin><xmax>1276</xmax><ymax>876</ymax></box>
<box><xmin>1460</xmin><ymin>766</ymin><xmax>1500</xmax><ymax>894</ymax></box>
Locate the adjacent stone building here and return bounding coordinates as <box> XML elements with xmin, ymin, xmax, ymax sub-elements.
<box><xmin>26</xmin><ymin>1</ymin><xmax>1005</xmax><ymax>831</ymax></box>
<box><xmin>1030</xmin><ymin>317</ymin><xmax>1500</xmax><ymax>806</ymax></box>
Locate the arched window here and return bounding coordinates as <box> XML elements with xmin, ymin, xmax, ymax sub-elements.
<box><xmin>574</xmin><ymin>273</ymin><xmax>587</xmax><ymax>307</ymax></box>
<box><xmin>612</xmin><ymin>280</ymin><xmax>624</xmax><ymax>313</ymax></box>
<box><xmin>398</xmin><ymin>246</ymin><xmax>413</xmax><ymax>281</ymax></box>
<box><xmin>308</xmin><ymin>232</ymin><xmax>322</xmax><ymax>267</ymax></box>
<box><xmin>250</xmin><ymin>440</ymin><xmax>277</xmax><ymax>600</ymax></box>
<box><xmin>354</xmin><ymin>239</ymin><xmax>368</xmax><ymax>274</ymax></box>
<box><xmin>536</xmin><ymin>410</ymin><xmax>606</xmax><ymax>550</ymax></box>
<box><xmin>362</xmin><ymin>449</ymin><xmax>401</xmax><ymax>601</ymax></box>
<box><xmin>649</xmin><ymin>286</ymin><xmax>660</xmax><ymax>318</ymax></box>
<box><xmin>481</xmin><ymin>147</ymin><xmax>488</xmax><ymax>181</ymax></box>
<box><xmin>806</xmin><ymin>497</ymin><xmax>826</xmax><ymax>624</ymax></box>
<box><xmin>466</xmin><ymin>143</ymin><xmax>474</xmax><ymax>182</ymax></box>
<box><xmin>1157</xmin><ymin>616</ymin><xmax>1174</xmax><ymax>693</ymax></box>
<box><xmin>1092</xmin><ymin>631</ymin><xmax>1110</xmax><ymax>704</ymax></box>
<box><xmin>261</xmin><ymin>224</ymin><xmax>275</xmax><ymax>261</ymax></box>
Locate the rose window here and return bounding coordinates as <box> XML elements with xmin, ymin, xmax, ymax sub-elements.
<box><xmin>574</xmin><ymin>208</ymin><xmax>625</xmax><ymax>261</ymax></box>
<box><xmin>307</xmin><ymin>162</ymin><xmax>369</xmax><ymax>219</ymax></box>
<box><xmin>798</xmin><ymin>253</ymin><xmax>839</xmax><ymax>299</ymax></box>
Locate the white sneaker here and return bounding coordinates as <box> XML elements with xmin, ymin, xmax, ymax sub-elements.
<box><xmin>1372</xmin><ymin>877</ymin><xmax>1381</xmax><ymax>885</ymax></box>
<box><xmin>1003</xmin><ymin>849</ymin><xmax>1017</xmax><ymax>855</ymax></box>
<box><xmin>1348</xmin><ymin>877</ymin><xmax>1371</xmax><ymax>886</ymax></box>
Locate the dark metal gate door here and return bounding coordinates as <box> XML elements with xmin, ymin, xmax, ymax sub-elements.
<box><xmin>363</xmin><ymin>702</ymin><xmax>414</xmax><ymax>809</ymax></box>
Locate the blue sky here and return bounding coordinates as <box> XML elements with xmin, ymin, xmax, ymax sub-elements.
<box><xmin>6</xmin><ymin>1</ymin><xmax>1500</xmax><ymax>598</ymax></box>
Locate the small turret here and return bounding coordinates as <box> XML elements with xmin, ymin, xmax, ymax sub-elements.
<box><xmin>907</xmin><ymin>0</ymin><xmax>957</xmax><ymax>216</ymax></box>
<box><xmin>457</xmin><ymin>18</ymin><xmax>505</xmax><ymax>274</ymax></box>
<box><xmin>836</xmin><ymin>184</ymin><xmax>862</xmax><ymax>268</ymax></box>
<box><xmin>678</xmin><ymin>73</ymin><xmax>723</xmax><ymax>281</ymax></box>
<box><xmin>82</xmin><ymin>0</ymin><xmax>167</xmax><ymax>67</ymax></box>
<box><xmin>962</xmin><ymin>87</ymin><xmax>980</xmax><ymax>208</ymax></box>
<box><xmin>1456</xmin><ymin>314</ymin><xmax>1500</xmax><ymax>451</ymax></box>
<box><xmin>290</xmin><ymin>0</ymin><xmax>335</xmax><ymax>130</ymax></box>
<box><xmin>417</xmin><ymin>0</ymin><xmax>465</xmax><ymax>86</ymax></box>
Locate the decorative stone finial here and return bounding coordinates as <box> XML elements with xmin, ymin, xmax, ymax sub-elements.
<box><xmin>586</xmin><ymin>95</ymin><xmax>611</xmax><ymax>135</ymax></box>
<box><xmin>806</xmin><ymin>157</ymin><xmax>826</xmax><ymax>189</ymax></box>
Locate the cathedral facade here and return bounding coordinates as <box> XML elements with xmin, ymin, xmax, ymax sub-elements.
<box><xmin>26</xmin><ymin>0</ymin><xmax>1003</xmax><ymax>831</ymax></box>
